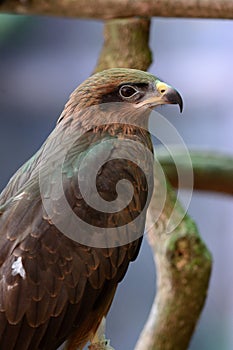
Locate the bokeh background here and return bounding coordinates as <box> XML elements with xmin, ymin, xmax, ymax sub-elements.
<box><xmin>0</xmin><ymin>14</ymin><xmax>233</xmax><ymax>349</ymax></box>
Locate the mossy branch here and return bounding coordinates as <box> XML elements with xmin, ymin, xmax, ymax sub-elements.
<box><xmin>156</xmin><ymin>148</ymin><xmax>233</xmax><ymax>196</ymax></box>
<box><xmin>135</xmin><ymin>170</ymin><xmax>212</xmax><ymax>350</ymax></box>
<box><xmin>94</xmin><ymin>18</ymin><xmax>152</xmax><ymax>73</ymax></box>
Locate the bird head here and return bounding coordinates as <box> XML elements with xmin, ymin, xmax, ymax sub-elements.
<box><xmin>75</xmin><ymin>68</ymin><xmax>182</xmax><ymax>110</ymax></box>
<box><xmin>58</xmin><ymin>68</ymin><xmax>183</xmax><ymax>125</ymax></box>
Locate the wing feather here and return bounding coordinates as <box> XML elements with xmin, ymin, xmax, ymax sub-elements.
<box><xmin>0</xmin><ymin>117</ymin><xmax>153</xmax><ymax>349</ymax></box>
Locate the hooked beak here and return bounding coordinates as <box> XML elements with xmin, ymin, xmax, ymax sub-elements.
<box><xmin>136</xmin><ymin>81</ymin><xmax>183</xmax><ymax>113</ymax></box>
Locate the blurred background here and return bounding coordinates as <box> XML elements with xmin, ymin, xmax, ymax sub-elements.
<box><xmin>0</xmin><ymin>14</ymin><xmax>233</xmax><ymax>349</ymax></box>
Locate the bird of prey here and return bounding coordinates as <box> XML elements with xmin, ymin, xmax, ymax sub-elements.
<box><xmin>0</xmin><ymin>68</ymin><xmax>182</xmax><ymax>350</ymax></box>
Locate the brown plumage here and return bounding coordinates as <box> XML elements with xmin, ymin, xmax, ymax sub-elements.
<box><xmin>0</xmin><ymin>68</ymin><xmax>182</xmax><ymax>349</ymax></box>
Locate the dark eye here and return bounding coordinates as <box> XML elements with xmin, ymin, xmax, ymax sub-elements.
<box><xmin>119</xmin><ymin>85</ymin><xmax>139</xmax><ymax>99</ymax></box>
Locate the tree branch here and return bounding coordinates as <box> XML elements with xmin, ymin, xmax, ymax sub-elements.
<box><xmin>135</xmin><ymin>171</ymin><xmax>212</xmax><ymax>350</ymax></box>
<box><xmin>156</xmin><ymin>148</ymin><xmax>233</xmax><ymax>196</ymax></box>
<box><xmin>94</xmin><ymin>18</ymin><xmax>152</xmax><ymax>73</ymax></box>
<box><xmin>1</xmin><ymin>0</ymin><xmax>233</xmax><ymax>20</ymax></box>
<box><xmin>93</xmin><ymin>18</ymin><xmax>212</xmax><ymax>350</ymax></box>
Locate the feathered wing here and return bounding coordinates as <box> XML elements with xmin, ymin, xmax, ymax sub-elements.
<box><xmin>0</xmin><ymin>114</ymin><xmax>153</xmax><ymax>350</ymax></box>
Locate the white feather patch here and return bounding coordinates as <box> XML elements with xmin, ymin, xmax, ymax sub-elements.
<box><xmin>11</xmin><ymin>256</ymin><xmax>26</xmax><ymax>279</ymax></box>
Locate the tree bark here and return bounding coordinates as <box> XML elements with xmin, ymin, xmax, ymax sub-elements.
<box><xmin>1</xmin><ymin>0</ymin><xmax>233</xmax><ymax>19</ymax></box>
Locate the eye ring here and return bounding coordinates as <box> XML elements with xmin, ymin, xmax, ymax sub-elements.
<box><xmin>119</xmin><ymin>85</ymin><xmax>139</xmax><ymax>99</ymax></box>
